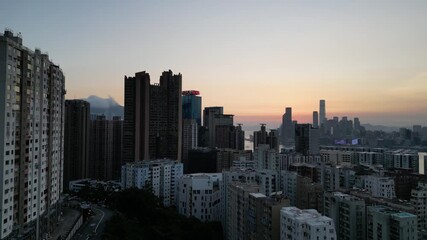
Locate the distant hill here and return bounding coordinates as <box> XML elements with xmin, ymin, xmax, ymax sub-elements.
<box><xmin>361</xmin><ymin>124</ymin><xmax>400</xmax><ymax>132</ymax></box>
<box><xmin>84</xmin><ymin>95</ymin><xmax>124</xmax><ymax>119</ymax></box>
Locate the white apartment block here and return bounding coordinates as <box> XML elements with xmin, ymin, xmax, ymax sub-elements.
<box><xmin>176</xmin><ymin>173</ymin><xmax>222</xmax><ymax>222</ymax></box>
<box><xmin>0</xmin><ymin>30</ymin><xmax>65</xmax><ymax>239</ymax></box>
<box><xmin>121</xmin><ymin>159</ymin><xmax>183</xmax><ymax>207</ymax></box>
<box><xmin>363</xmin><ymin>175</ymin><xmax>396</xmax><ymax>199</ymax></box>
<box><xmin>280</xmin><ymin>207</ymin><xmax>336</xmax><ymax>240</ymax></box>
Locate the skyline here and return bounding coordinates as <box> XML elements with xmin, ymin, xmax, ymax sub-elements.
<box><xmin>1</xmin><ymin>0</ymin><xmax>427</xmax><ymax>127</ymax></box>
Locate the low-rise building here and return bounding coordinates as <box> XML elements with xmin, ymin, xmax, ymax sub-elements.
<box><xmin>121</xmin><ymin>159</ymin><xmax>183</xmax><ymax>206</ymax></box>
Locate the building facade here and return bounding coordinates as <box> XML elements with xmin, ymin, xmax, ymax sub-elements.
<box><xmin>182</xmin><ymin>119</ymin><xmax>198</xmax><ymax>162</ymax></box>
<box><xmin>64</xmin><ymin>100</ymin><xmax>90</xmax><ymax>190</ymax></box>
<box><xmin>280</xmin><ymin>207</ymin><xmax>336</xmax><ymax>240</ymax></box>
<box><xmin>319</xmin><ymin>99</ymin><xmax>326</xmax><ymax>127</ymax></box>
<box><xmin>367</xmin><ymin>205</ymin><xmax>417</xmax><ymax>240</ymax></box>
<box><xmin>89</xmin><ymin>115</ymin><xmax>122</xmax><ymax>181</ymax></box>
<box><xmin>182</xmin><ymin>90</ymin><xmax>201</xmax><ymax>126</ymax></box>
<box><xmin>121</xmin><ymin>159</ymin><xmax>183</xmax><ymax>207</ymax></box>
<box><xmin>123</xmin><ymin>70</ymin><xmax>182</xmax><ymax>162</ymax></box>
<box><xmin>324</xmin><ymin>192</ymin><xmax>366</xmax><ymax>240</ymax></box>
<box><xmin>295</xmin><ymin>124</ymin><xmax>320</xmax><ymax>155</ymax></box>
<box><xmin>281</xmin><ymin>107</ymin><xmax>294</xmax><ymax>146</ymax></box>
<box><xmin>363</xmin><ymin>175</ymin><xmax>396</xmax><ymax>199</ymax></box>
<box><xmin>0</xmin><ymin>30</ymin><xmax>65</xmax><ymax>239</ymax></box>
<box><xmin>176</xmin><ymin>173</ymin><xmax>223</xmax><ymax>222</ymax></box>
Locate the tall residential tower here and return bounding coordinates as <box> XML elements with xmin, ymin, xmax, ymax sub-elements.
<box><xmin>124</xmin><ymin>70</ymin><xmax>182</xmax><ymax>162</ymax></box>
<box><xmin>64</xmin><ymin>100</ymin><xmax>90</xmax><ymax>190</ymax></box>
<box><xmin>0</xmin><ymin>30</ymin><xmax>65</xmax><ymax>239</ymax></box>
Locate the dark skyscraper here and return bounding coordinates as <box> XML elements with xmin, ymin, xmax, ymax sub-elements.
<box><xmin>111</xmin><ymin>116</ymin><xmax>123</xmax><ymax>179</ymax></box>
<box><xmin>124</xmin><ymin>70</ymin><xmax>182</xmax><ymax>162</ymax></box>
<box><xmin>182</xmin><ymin>90</ymin><xmax>202</xmax><ymax>126</ymax></box>
<box><xmin>354</xmin><ymin>117</ymin><xmax>361</xmax><ymax>130</ymax></box>
<box><xmin>235</xmin><ymin>124</ymin><xmax>245</xmax><ymax>150</ymax></box>
<box><xmin>89</xmin><ymin>115</ymin><xmax>123</xmax><ymax>181</ymax></box>
<box><xmin>64</xmin><ymin>100</ymin><xmax>90</xmax><ymax>189</ymax></box>
<box><xmin>254</xmin><ymin>124</ymin><xmax>268</xmax><ymax>151</ymax></box>
<box><xmin>295</xmin><ymin>124</ymin><xmax>320</xmax><ymax>155</ymax></box>
<box><xmin>281</xmin><ymin>107</ymin><xmax>294</xmax><ymax>146</ymax></box>
<box><xmin>203</xmin><ymin>107</ymin><xmax>234</xmax><ymax>148</ymax></box>
<box><xmin>254</xmin><ymin>124</ymin><xmax>279</xmax><ymax>151</ymax></box>
<box><xmin>319</xmin><ymin>100</ymin><xmax>326</xmax><ymax>126</ymax></box>
<box><xmin>313</xmin><ymin>111</ymin><xmax>319</xmax><ymax>128</ymax></box>
<box><xmin>124</xmin><ymin>71</ymin><xmax>150</xmax><ymax>162</ymax></box>
<box><xmin>90</xmin><ymin>115</ymin><xmax>113</xmax><ymax>180</ymax></box>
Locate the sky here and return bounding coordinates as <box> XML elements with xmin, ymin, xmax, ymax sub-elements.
<box><xmin>1</xmin><ymin>0</ymin><xmax>427</xmax><ymax>128</ymax></box>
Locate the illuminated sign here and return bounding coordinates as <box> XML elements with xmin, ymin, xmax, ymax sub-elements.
<box><xmin>182</xmin><ymin>90</ymin><xmax>200</xmax><ymax>96</ymax></box>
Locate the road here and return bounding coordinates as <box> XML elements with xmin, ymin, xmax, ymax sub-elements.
<box><xmin>72</xmin><ymin>205</ymin><xmax>114</xmax><ymax>240</ymax></box>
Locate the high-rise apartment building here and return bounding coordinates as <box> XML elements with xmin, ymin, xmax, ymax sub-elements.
<box><xmin>124</xmin><ymin>70</ymin><xmax>182</xmax><ymax>162</ymax></box>
<box><xmin>0</xmin><ymin>30</ymin><xmax>65</xmax><ymax>239</ymax></box>
<box><xmin>295</xmin><ymin>124</ymin><xmax>320</xmax><ymax>155</ymax></box>
<box><xmin>296</xmin><ymin>176</ymin><xmax>324</xmax><ymax>213</ymax></box>
<box><xmin>319</xmin><ymin>99</ymin><xmax>326</xmax><ymax>126</ymax></box>
<box><xmin>111</xmin><ymin>116</ymin><xmax>123</xmax><ymax>179</ymax></box>
<box><xmin>367</xmin><ymin>205</ymin><xmax>417</xmax><ymax>240</ymax></box>
<box><xmin>246</xmin><ymin>193</ymin><xmax>290</xmax><ymax>240</ymax></box>
<box><xmin>89</xmin><ymin>115</ymin><xmax>122</xmax><ymax>181</ymax></box>
<box><xmin>226</xmin><ymin>182</ymin><xmax>260</xmax><ymax>240</ymax></box>
<box><xmin>64</xmin><ymin>100</ymin><xmax>90</xmax><ymax>190</ymax></box>
<box><xmin>324</xmin><ymin>192</ymin><xmax>366</xmax><ymax>240</ymax></box>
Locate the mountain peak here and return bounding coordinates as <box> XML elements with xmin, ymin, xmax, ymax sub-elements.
<box><xmin>85</xmin><ymin>95</ymin><xmax>121</xmax><ymax>108</ymax></box>
<box><xmin>83</xmin><ymin>95</ymin><xmax>123</xmax><ymax>119</ymax></box>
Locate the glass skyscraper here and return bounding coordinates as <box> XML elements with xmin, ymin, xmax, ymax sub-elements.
<box><xmin>182</xmin><ymin>90</ymin><xmax>202</xmax><ymax>125</ymax></box>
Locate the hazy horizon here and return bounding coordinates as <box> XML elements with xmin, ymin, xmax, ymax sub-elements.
<box><xmin>2</xmin><ymin>0</ymin><xmax>427</xmax><ymax>126</ymax></box>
